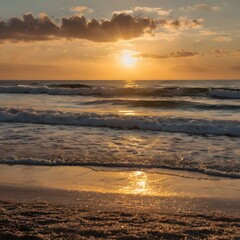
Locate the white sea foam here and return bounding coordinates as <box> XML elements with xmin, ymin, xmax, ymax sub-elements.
<box><xmin>0</xmin><ymin>107</ymin><xmax>239</xmax><ymax>136</ymax></box>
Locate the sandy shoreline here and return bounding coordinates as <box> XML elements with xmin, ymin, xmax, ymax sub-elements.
<box><xmin>0</xmin><ymin>165</ymin><xmax>239</xmax><ymax>239</ymax></box>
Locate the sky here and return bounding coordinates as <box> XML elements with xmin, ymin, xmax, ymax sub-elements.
<box><xmin>0</xmin><ymin>0</ymin><xmax>239</xmax><ymax>80</ymax></box>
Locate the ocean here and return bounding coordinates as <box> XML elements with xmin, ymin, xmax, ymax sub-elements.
<box><xmin>0</xmin><ymin>80</ymin><xmax>239</xmax><ymax>178</ymax></box>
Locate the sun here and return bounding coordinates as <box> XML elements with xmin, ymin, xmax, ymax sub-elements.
<box><xmin>121</xmin><ymin>51</ymin><xmax>137</xmax><ymax>67</ymax></box>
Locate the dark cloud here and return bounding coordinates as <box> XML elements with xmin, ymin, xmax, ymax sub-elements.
<box><xmin>61</xmin><ymin>13</ymin><xmax>156</xmax><ymax>42</ymax></box>
<box><xmin>171</xmin><ymin>49</ymin><xmax>200</xmax><ymax>58</ymax></box>
<box><xmin>0</xmin><ymin>13</ymin><xmax>59</xmax><ymax>41</ymax></box>
<box><xmin>135</xmin><ymin>49</ymin><xmax>199</xmax><ymax>59</ymax></box>
<box><xmin>158</xmin><ymin>17</ymin><xmax>204</xmax><ymax>30</ymax></box>
<box><xmin>0</xmin><ymin>13</ymin><xmax>204</xmax><ymax>43</ymax></box>
<box><xmin>0</xmin><ymin>13</ymin><xmax>156</xmax><ymax>42</ymax></box>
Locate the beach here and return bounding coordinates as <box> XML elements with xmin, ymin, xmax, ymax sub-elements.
<box><xmin>0</xmin><ymin>80</ymin><xmax>239</xmax><ymax>239</ymax></box>
<box><xmin>0</xmin><ymin>165</ymin><xmax>240</xmax><ymax>239</ymax></box>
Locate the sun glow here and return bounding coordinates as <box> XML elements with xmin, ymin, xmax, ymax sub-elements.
<box><xmin>121</xmin><ymin>51</ymin><xmax>137</xmax><ymax>67</ymax></box>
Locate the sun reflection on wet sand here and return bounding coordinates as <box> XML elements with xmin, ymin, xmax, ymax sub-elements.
<box><xmin>1</xmin><ymin>165</ymin><xmax>238</xmax><ymax>199</ymax></box>
<box><xmin>122</xmin><ymin>171</ymin><xmax>148</xmax><ymax>194</ymax></box>
<box><xmin>120</xmin><ymin>170</ymin><xmax>179</xmax><ymax>196</ymax></box>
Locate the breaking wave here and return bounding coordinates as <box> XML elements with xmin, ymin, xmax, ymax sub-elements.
<box><xmin>0</xmin><ymin>107</ymin><xmax>239</xmax><ymax>136</ymax></box>
<box><xmin>0</xmin><ymin>85</ymin><xmax>240</xmax><ymax>99</ymax></box>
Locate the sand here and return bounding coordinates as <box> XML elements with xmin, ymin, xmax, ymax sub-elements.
<box><xmin>0</xmin><ymin>165</ymin><xmax>239</xmax><ymax>239</ymax></box>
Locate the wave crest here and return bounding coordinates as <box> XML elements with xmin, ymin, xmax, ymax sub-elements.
<box><xmin>0</xmin><ymin>85</ymin><xmax>239</xmax><ymax>99</ymax></box>
<box><xmin>0</xmin><ymin>107</ymin><xmax>239</xmax><ymax>136</ymax></box>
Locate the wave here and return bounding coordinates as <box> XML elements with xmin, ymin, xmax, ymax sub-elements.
<box><xmin>83</xmin><ymin>99</ymin><xmax>240</xmax><ymax>110</ymax></box>
<box><xmin>0</xmin><ymin>107</ymin><xmax>239</xmax><ymax>136</ymax></box>
<box><xmin>0</xmin><ymin>85</ymin><xmax>240</xmax><ymax>99</ymax></box>
<box><xmin>209</xmin><ymin>89</ymin><xmax>240</xmax><ymax>99</ymax></box>
<box><xmin>0</xmin><ymin>85</ymin><xmax>95</xmax><ymax>95</ymax></box>
<box><xmin>48</xmin><ymin>83</ymin><xmax>92</xmax><ymax>89</ymax></box>
<box><xmin>0</xmin><ymin>157</ymin><xmax>239</xmax><ymax>179</ymax></box>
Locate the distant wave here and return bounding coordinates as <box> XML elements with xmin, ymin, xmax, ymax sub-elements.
<box><xmin>209</xmin><ymin>89</ymin><xmax>240</xmax><ymax>99</ymax></box>
<box><xmin>0</xmin><ymin>85</ymin><xmax>240</xmax><ymax>99</ymax></box>
<box><xmin>0</xmin><ymin>107</ymin><xmax>239</xmax><ymax>136</ymax></box>
<box><xmin>83</xmin><ymin>99</ymin><xmax>240</xmax><ymax>110</ymax></box>
<box><xmin>0</xmin><ymin>157</ymin><xmax>239</xmax><ymax>179</ymax></box>
<box><xmin>48</xmin><ymin>83</ymin><xmax>92</xmax><ymax>89</ymax></box>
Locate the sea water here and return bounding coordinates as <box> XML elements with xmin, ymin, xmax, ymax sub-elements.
<box><xmin>0</xmin><ymin>80</ymin><xmax>239</xmax><ymax>177</ymax></box>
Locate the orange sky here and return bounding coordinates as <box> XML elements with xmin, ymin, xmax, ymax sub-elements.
<box><xmin>0</xmin><ymin>0</ymin><xmax>239</xmax><ymax>80</ymax></box>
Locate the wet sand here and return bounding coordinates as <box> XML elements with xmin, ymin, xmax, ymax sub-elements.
<box><xmin>0</xmin><ymin>165</ymin><xmax>239</xmax><ymax>239</ymax></box>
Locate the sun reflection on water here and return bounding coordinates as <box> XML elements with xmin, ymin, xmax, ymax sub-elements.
<box><xmin>118</xmin><ymin>110</ymin><xmax>135</xmax><ymax>116</ymax></box>
<box><xmin>124</xmin><ymin>80</ymin><xmax>138</xmax><ymax>88</ymax></box>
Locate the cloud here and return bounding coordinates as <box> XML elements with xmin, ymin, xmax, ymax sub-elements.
<box><xmin>180</xmin><ymin>4</ymin><xmax>221</xmax><ymax>12</ymax></box>
<box><xmin>232</xmin><ymin>49</ymin><xmax>240</xmax><ymax>56</ymax></box>
<box><xmin>200</xmin><ymin>30</ymin><xmax>217</xmax><ymax>36</ymax></box>
<box><xmin>199</xmin><ymin>30</ymin><xmax>233</xmax><ymax>43</ymax></box>
<box><xmin>0</xmin><ymin>13</ymin><xmax>59</xmax><ymax>41</ymax></box>
<box><xmin>0</xmin><ymin>13</ymin><xmax>156</xmax><ymax>42</ymax></box>
<box><xmin>158</xmin><ymin>17</ymin><xmax>204</xmax><ymax>30</ymax></box>
<box><xmin>70</xmin><ymin>6</ymin><xmax>93</xmax><ymax>14</ymax></box>
<box><xmin>170</xmin><ymin>49</ymin><xmax>200</xmax><ymax>58</ymax></box>
<box><xmin>114</xmin><ymin>7</ymin><xmax>172</xmax><ymax>18</ymax></box>
<box><xmin>61</xmin><ymin>14</ymin><xmax>156</xmax><ymax>42</ymax></box>
<box><xmin>214</xmin><ymin>36</ymin><xmax>232</xmax><ymax>42</ymax></box>
<box><xmin>114</xmin><ymin>8</ymin><xmax>204</xmax><ymax>31</ymax></box>
<box><xmin>153</xmin><ymin>32</ymin><xmax>179</xmax><ymax>41</ymax></box>
<box><xmin>209</xmin><ymin>49</ymin><xmax>240</xmax><ymax>57</ymax></box>
<box><xmin>0</xmin><ymin>13</ymin><xmax>204</xmax><ymax>43</ymax></box>
<box><xmin>136</xmin><ymin>49</ymin><xmax>240</xmax><ymax>59</ymax></box>
<box><xmin>209</xmin><ymin>49</ymin><xmax>229</xmax><ymax>56</ymax></box>
<box><xmin>135</xmin><ymin>49</ymin><xmax>200</xmax><ymax>59</ymax></box>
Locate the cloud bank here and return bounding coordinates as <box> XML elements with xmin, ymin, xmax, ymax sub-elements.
<box><xmin>0</xmin><ymin>13</ymin><xmax>204</xmax><ymax>43</ymax></box>
<box><xmin>0</xmin><ymin>13</ymin><xmax>156</xmax><ymax>42</ymax></box>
